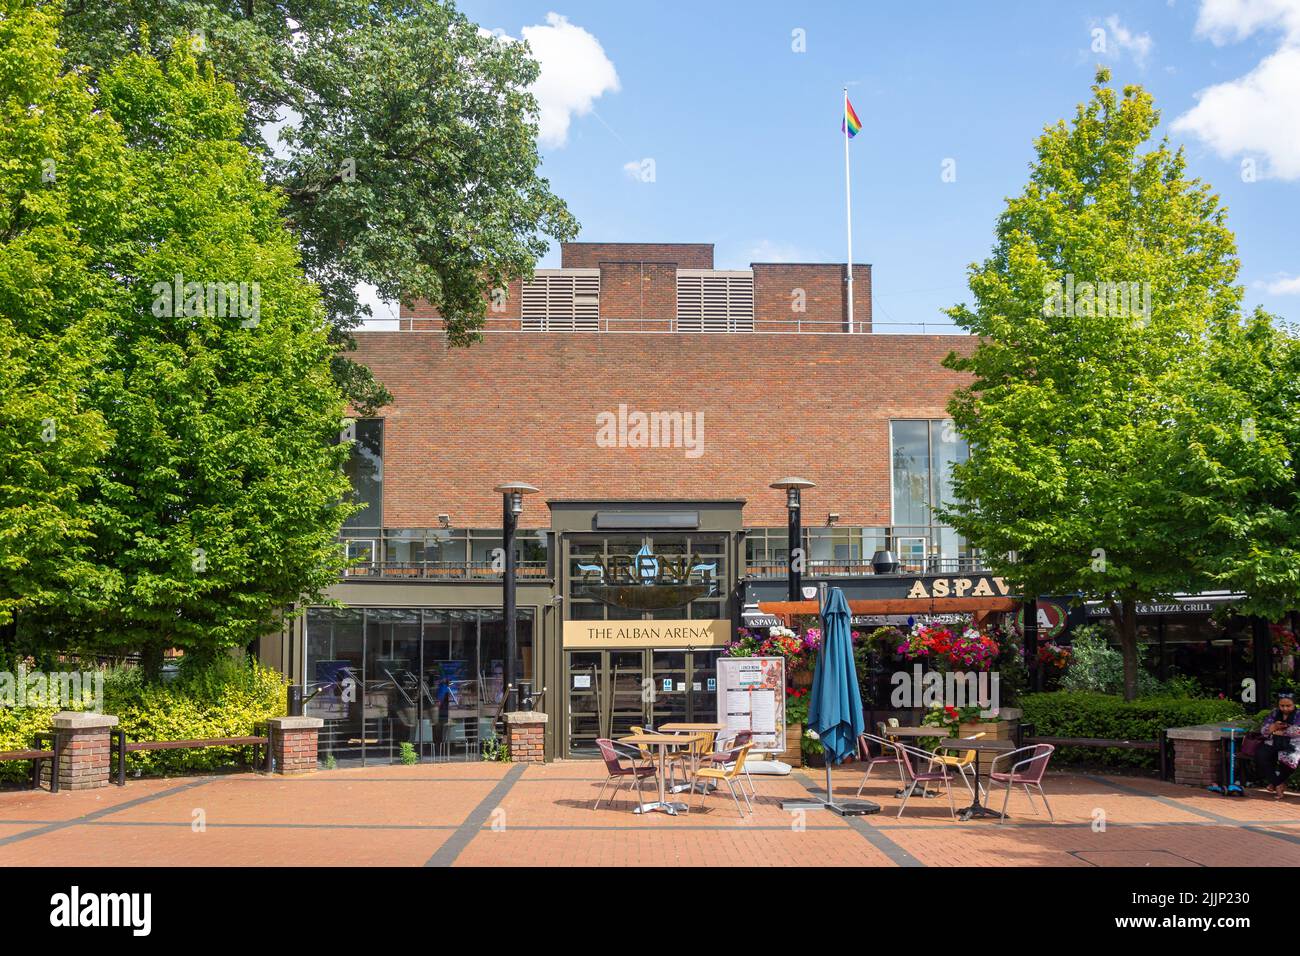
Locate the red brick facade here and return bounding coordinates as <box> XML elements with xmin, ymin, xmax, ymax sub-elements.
<box><xmin>351</xmin><ymin>330</ymin><xmax>972</xmax><ymax>530</ymax></box>
<box><xmin>560</xmin><ymin>242</ymin><xmax>715</xmax><ymax>270</ymax></box>
<box><xmin>752</xmin><ymin>263</ymin><xmax>872</xmax><ymax>333</ymax></box>
<box><xmin>398</xmin><ymin>242</ymin><xmax>873</xmax><ymax>334</ymax></box>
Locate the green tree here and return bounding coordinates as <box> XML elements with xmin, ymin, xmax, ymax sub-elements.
<box><xmin>55</xmin><ymin>0</ymin><xmax>580</xmax><ymax>412</ymax></box>
<box><xmin>940</xmin><ymin>69</ymin><xmax>1249</xmax><ymax>700</ymax></box>
<box><xmin>10</xmin><ymin>23</ymin><xmax>359</xmax><ymax>673</ymax></box>
<box><xmin>1165</xmin><ymin>313</ymin><xmax>1300</xmax><ymax>623</ymax></box>
<box><xmin>0</xmin><ymin>0</ymin><xmax>117</xmax><ymax>641</ymax></box>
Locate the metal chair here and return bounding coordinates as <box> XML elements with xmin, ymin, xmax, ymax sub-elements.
<box><xmin>706</xmin><ymin>730</ymin><xmax>756</xmax><ymax>797</ymax></box>
<box><xmin>692</xmin><ymin>743</ymin><xmax>753</xmax><ymax>817</ymax></box>
<box><xmin>895</xmin><ymin>742</ymin><xmax>958</xmax><ymax>820</ymax></box>
<box><xmin>930</xmin><ymin>732</ymin><xmax>987</xmax><ymax>799</ymax></box>
<box><xmin>988</xmin><ymin>743</ymin><xmax>1056</xmax><ymax>823</ymax></box>
<box><xmin>855</xmin><ymin>732</ymin><xmax>904</xmax><ymax>796</ymax></box>
<box><xmin>593</xmin><ymin>738</ymin><xmax>657</xmax><ymax>811</ymax></box>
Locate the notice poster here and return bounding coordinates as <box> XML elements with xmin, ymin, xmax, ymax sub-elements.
<box><xmin>715</xmin><ymin>656</ymin><xmax>786</xmax><ymax>753</ymax></box>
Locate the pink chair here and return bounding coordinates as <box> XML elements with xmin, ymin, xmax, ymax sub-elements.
<box><xmin>988</xmin><ymin>744</ymin><xmax>1056</xmax><ymax>823</ymax></box>
<box><xmin>855</xmin><ymin>732</ymin><xmax>904</xmax><ymax>797</ymax></box>
<box><xmin>593</xmin><ymin>738</ymin><xmax>657</xmax><ymax>811</ymax></box>
<box><xmin>895</xmin><ymin>742</ymin><xmax>958</xmax><ymax>819</ymax></box>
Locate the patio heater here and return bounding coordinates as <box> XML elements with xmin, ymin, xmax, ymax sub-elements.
<box><xmin>770</xmin><ymin>478</ymin><xmax>815</xmax><ymax>602</ymax></box>
<box><xmin>494</xmin><ymin>482</ymin><xmax>539</xmax><ymax>712</ymax></box>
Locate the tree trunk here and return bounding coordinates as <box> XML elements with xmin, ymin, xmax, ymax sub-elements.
<box><xmin>1117</xmin><ymin>598</ymin><xmax>1139</xmax><ymax>702</ymax></box>
<box><xmin>140</xmin><ymin>639</ymin><xmax>165</xmax><ymax>684</ymax></box>
<box><xmin>0</xmin><ymin>615</ymin><xmax>16</xmax><ymax>663</ymax></box>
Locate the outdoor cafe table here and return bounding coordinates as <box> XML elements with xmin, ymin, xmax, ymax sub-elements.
<box><xmin>659</xmin><ymin>723</ymin><xmax>727</xmax><ymax>793</ymax></box>
<box><xmin>618</xmin><ymin>732</ymin><xmax>709</xmax><ymax>816</ymax></box>
<box><xmin>938</xmin><ymin>737</ymin><xmax>1017</xmax><ymax>821</ymax></box>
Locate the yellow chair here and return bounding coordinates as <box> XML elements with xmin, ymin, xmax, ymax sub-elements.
<box><xmin>692</xmin><ymin>743</ymin><xmax>753</xmax><ymax>817</ymax></box>
<box><xmin>628</xmin><ymin>726</ymin><xmax>656</xmax><ymax>767</ymax></box>
<box><xmin>665</xmin><ymin>731</ymin><xmax>713</xmax><ymax>790</ymax></box>
<box><xmin>932</xmin><ymin>732</ymin><xmax>986</xmax><ymax>799</ymax></box>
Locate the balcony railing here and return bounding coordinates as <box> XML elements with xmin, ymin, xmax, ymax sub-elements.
<box><xmin>744</xmin><ymin>556</ymin><xmax>988</xmax><ymax>579</ymax></box>
<box><xmin>363</xmin><ymin>316</ymin><xmax>968</xmax><ymax>335</ymax></box>
<box><xmin>343</xmin><ymin>560</ymin><xmax>551</xmax><ymax>581</ymax></box>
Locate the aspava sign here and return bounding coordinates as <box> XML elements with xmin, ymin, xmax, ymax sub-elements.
<box><xmin>904</xmin><ymin>575</ymin><xmax>1013</xmax><ymax>600</ymax></box>
<box><xmin>563</xmin><ymin>619</ymin><xmax>731</xmax><ymax>649</ymax></box>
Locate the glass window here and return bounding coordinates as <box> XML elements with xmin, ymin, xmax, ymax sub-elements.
<box><xmin>566</xmin><ymin>534</ymin><xmax>728</xmax><ymax>620</ymax></box>
<box><xmin>342</xmin><ymin>419</ymin><xmax>383</xmax><ymax>530</ymax></box>
<box><xmin>890</xmin><ymin>419</ymin><xmax>931</xmax><ymax>529</ymax></box>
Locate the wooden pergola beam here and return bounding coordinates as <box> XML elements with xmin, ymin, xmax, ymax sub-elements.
<box><xmin>758</xmin><ymin>596</ymin><xmax>1017</xmax><ymax>616</ymax></box>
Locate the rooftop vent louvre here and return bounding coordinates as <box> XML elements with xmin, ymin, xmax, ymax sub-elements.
<box><xmin>676</xmin><ymin>270</ymin><xmax>754</xmax><ymax>332</ymax></box>
<box><xmin>521</xmin><ymin>270</ymin><xmax>600</xmax><ymax>331</ymax></box>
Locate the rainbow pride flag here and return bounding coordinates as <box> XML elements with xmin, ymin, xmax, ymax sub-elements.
<box><xmin>843</xmin><ymin>97</ymin><xmax>862</xmax><ymax>138</ymax></box>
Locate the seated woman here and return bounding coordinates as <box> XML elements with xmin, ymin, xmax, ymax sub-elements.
<box><xmin>1256</xmin><ymin>692</ymin><xmax>1300</xmax><ymax>799</ymax></box>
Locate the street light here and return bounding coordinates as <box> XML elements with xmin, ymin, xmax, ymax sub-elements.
<box><xmin>770</xmin><ymin>478</ymin><xmax>815</xmax><ymax>602</ymax></box>
<box><xmin>494</xmin><ymin>481</ymin><xmax>539</xmax><ymax>712</ymax></box>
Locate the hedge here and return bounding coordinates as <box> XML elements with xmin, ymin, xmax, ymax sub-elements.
<box><xmin>1019</xmin><ymin>691</ymin><xmax>1245</xmax><ymax>768</ymax></box>
<box><xmin>0</xmin><ymin>657</ymin><xmax>287</xmax><ymax>783</ymax></box>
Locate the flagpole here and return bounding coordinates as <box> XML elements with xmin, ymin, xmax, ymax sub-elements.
<box><xmin>843</xmin><ymin>86</ymin><xmax>855</xmax><ymax>333</ymax></box>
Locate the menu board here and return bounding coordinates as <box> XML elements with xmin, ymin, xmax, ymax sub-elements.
<box><xmin>716</xmin><ymin>656</ymin><xmax>786</xmax><ymax>753</ymax></box>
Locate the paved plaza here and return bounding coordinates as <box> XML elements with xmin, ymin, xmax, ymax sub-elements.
<box><xmin>2</xmin><ymin>761</ymin><xmax>1299</xmax><ymax>867</ymax></box>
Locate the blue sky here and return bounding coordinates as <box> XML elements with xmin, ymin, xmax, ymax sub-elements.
<box><xmin>416</xmin><ymin>0</ymin><xmax>1300</xmax><ymax>332</ymax></box>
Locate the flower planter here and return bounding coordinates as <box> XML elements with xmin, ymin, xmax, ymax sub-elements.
<box><xmin>958</xmin><ymin>720</ymin><xmax>1012</xmax><ymax>740</ymax></box>
<box><xmin>779</xmin><ymin>722</ymin><xmax>803</xmax><ymax>765</ymax></box>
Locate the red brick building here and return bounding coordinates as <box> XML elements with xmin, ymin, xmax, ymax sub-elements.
<box><xmin>265</xmin><ymin>242</ymin><xmax>982</xmax><ymax>761</ymax></box>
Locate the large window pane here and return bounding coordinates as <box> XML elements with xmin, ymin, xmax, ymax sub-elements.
<box><xmin>891</xmin><ymin>420</ymin><xmax>931</xmax><ymax>528</ymax></box>
<box><xmin>305</xmin><ymin>607</ymin><xmax>363</xmax><ymax>762</ymax></box>
<box><xmin>342</xmin><ymin>419</ymin><xmax>383</xmax><ymax>530</ymax></box>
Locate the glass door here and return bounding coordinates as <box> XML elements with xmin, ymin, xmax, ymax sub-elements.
<box><xmin>566</xmin><ymin>652</ymin><xmax>603</xmax><ymax>756</ymax></box>
<box><xmin>688</xmin><ymin>649</ymin><xmax>722</xmax><ymax>722</ymax></box>
<box><xmin>608</xmin><ymin>651</ymin><xmax>648</xmax><ymax>740</ymax></box>
<box><xmin>649</xmin><ymin>649</ymin><xmax>689</xmax><ymax>728</ymax></box>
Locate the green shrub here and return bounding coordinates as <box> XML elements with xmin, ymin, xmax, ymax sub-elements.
<box><xmin>0</xmin><ymin>656</ymin><xmax>287</xmax><ymax>782</ymax></box>
<box><xmin>1019</xmin><ymin>691</ymin><xmax>1244</xmax><ymax>768</ymax></box>
<box><xmin>398</xmin><ymin>742</ymin><xmax>418</xmax><ymax>765</ymax></box>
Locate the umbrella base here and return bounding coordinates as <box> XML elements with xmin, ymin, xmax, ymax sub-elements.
<box><xmin>780</xmin><ymin>798</ymin><xmax>881</xmax><ymax>816</ymax></box>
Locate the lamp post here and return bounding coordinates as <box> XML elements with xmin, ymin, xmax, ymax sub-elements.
<box><xmin>494</xmin><ymin>482</ymin><xmax>538</xmax><ymax>712</ymax></box>
<box><xmin>770</xmin><ymin>478</ymin><xmax>815</xmax><ymax>602</ymax></box>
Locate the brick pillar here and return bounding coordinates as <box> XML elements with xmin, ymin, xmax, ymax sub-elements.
<box><xmin>1167</xmin><ymin>725</ymin><xmax>1222</xmax><ymax>788</ymax></box>
<box><xmin>48</xmin><ymin>712</ymin><xmax>117</xmax><ymax>791</ymax></box>
<box><xmin>268</xmin><ymin>716</ymin><xmax>323</xmax><ymax>775</ymax></box>
<box><xmin>504</xmin><ymin>712</ymin><xmax>548</xmax><ymax>763</ymax></box>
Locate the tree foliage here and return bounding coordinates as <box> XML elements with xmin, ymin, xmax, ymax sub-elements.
<box><xmin>2</xmin><ymin>3</ymin><xmax>358</xmax><ymax>665</ymax></box>
<box><xmin>940</xmin><ymin>68</ymin><xmax>1294</xmax><ymax>699</ymax></box>
<box><xmin>55</xmin><ymin>0</ymin><xmax>580</xmax><ymax>411</ymax></box>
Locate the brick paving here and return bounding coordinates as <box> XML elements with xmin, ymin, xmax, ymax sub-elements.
<box><xmin>2</xmin><ymin>761</ymin><xmax>1299</xmax><ymax>866</ymax></box>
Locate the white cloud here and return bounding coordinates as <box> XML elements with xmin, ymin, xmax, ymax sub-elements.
<box><xmin>1172</xmin><ymin>0</ymin><xmax>1300</xmax><ymax>179</ymax></box>
<box><xmin>1263</xmin><ymin>274</ymin><xmax>1300</xmax><ymax>294</ymax></box>
<box><xmin>487</xmin><ymin>13</ymin><xmax>619</xmax><ymax>149</ymax></box>
<box><xmin>1102</xmin><ymin>14</ymin><xmax>1154</xmax><ymax>66</ymax></box>
<box><xmin>1092</xmin><ymin>14</ymin><xmax>1154</xmax><ymax>66</ymax></box>
<box><xmin>1191</xmin><ymin>0</ymin><xmax>1300</xmax><ymax>44</ymax></box>
<box><xmin>621</xmin><ymin>160</ymin><xmax>643</xmax><ymax>179</ymax></box>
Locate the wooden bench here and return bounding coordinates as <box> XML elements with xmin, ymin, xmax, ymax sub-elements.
<box><xmin>1020</xmin><ymin>727</ymin><xmax>1170</xmax><ymax>780</ymax></box>
<box><xmin>112</xmin><ymin>726</ymin><xmax>272</xmax><ymax>785</ymax></box>
<box><xmin>0</xmin><ymin>733</ymin><xmax>61</xmax><ymax>792</ymax></box>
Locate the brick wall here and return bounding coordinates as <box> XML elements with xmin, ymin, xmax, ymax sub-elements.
<box><xmin>1172</xmin><ymin>738</ymin><xmax>1220</xmax><ymax>788</ymax></box>
<box><xmin>597</xmin><ymin>261</ymin><xmax>677</xmax><ymax>331</ymax></box>
<box><xmin>350</xmin><ymin>330</ymin><xmax>972</xmax><ymax>529</ymax></box>
<box><xmin>753</xmin><ymin>263</ymin><xmax>872</xmax><ymax>332</ymax></box>
<box><xmin>397</xmin><ymin>245</ymin><xmax>873</xmax><ymax>334</ymax></box>
<box><xmin>561</xmin><ymin>242</ymin><xmax>714</xmax><ymax>269</ymax></box>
